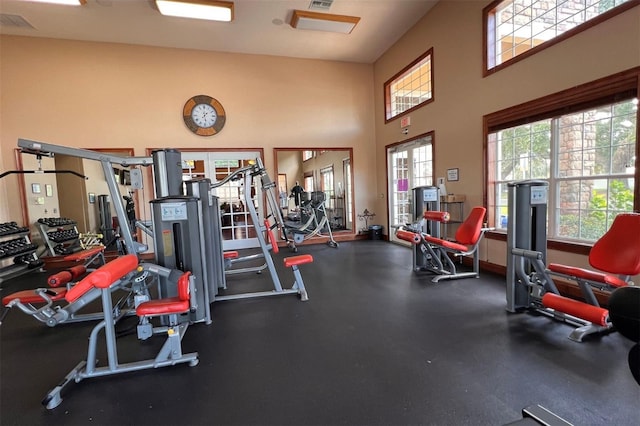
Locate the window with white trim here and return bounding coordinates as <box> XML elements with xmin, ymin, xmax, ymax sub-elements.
<box><xmin>488</xmin><ymin>98</ymin><xmax>637</xmax><ymax>242</ymax></box>
<box><xmin>320</xmin><ymin>166</ymin><xmax>334</xmax><ymax>209</ymax></box>
<box><xmin>485</xmin><ymin>0</ymin><xmax>636</xmax><ymax>73</ymax></box>
<box><xmin>384</xmin><ymin>49</ymin><xmax>433</xmax><ymax>122</ymax></box>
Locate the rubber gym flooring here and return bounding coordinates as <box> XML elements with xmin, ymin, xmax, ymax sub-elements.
<box><xmin>1</xmin><ymin>240</ymin><xmax>638</xmax><ymax>426</ymax></box>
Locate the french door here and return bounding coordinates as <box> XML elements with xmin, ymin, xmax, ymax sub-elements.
<box><xmin>181</xmin><ymin>150</ymin><xmax>263</xmax><ymax>250</ymax></box>
<box><xmin>387</xmin><ymin>135</ymin><xmax>433</xmax><ymax>244</ymax></box>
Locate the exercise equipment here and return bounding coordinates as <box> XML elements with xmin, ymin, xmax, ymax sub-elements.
<box><xmin>282</xmin><ymin>190</ymin><xmax>338</xmax><ymax>250</ymax></box>
<box><xmin>396</xmin><ymin>207</ymin><xmax>490</xmax><ymax>282</ymax></box>
<box><xmin>30</xmin><ymin>255</ymin><xmax>198</xmax><ymax>409</ymax></box>
<box><xmin>505</xmin><ymin>179</ymin><xmax>640</xmax><ymax>341</ymax></box>
<box><xmin>1</xmin><ymin>249</ymin><xmax>144</xmax><ymax>326</ymax></box>
<box><xmin>608</xmin><ymin>286</ymin><xmax>640</xmax><ymax>385</ymax></box>
<box><xmin>18</xmin><ymin>138</ymin><xmax>162</xmax><ymax>256</ymax></box>
<box><xmin>209</xmin><ymin>160</ymin><xmax>310</xmax><ymax>301</ymax></box>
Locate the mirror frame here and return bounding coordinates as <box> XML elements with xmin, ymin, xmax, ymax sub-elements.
<box><xmin>274</xmin><ymin>147</ymin><xmax>355</xmax><ymax>236</ymax></box>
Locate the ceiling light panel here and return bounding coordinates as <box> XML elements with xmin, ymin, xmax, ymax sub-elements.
<box><xmin>24</xmin><ymin>0</ymin><xmax>86</xmax><ymax>5</ymax></box>
<box><xmin>156</xmin><ymin>0</ymin><xmax>234</xmax><ymax>22</ymax></box>
<box><xmin>290</xmin><ymin>10</ymin><xmax>360</xmax><ymax>34</ymax></box>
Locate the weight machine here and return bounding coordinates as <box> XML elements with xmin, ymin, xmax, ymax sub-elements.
<box><xmin>505</xmin><ymin>180</ymin><xmax>640</xmax><ymax>342</ymax></box>
<box><xmin>282</xmin><ymin>190</ymin><xmax>338</xmax><ymax>250</ymax></box>
<box><xmin>17</xmin><ymin>139</ymin><xmax>154</xmax><ymax>256</ymax></box>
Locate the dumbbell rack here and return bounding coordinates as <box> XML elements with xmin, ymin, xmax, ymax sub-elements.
<box><xmin>0</xmin><ymin>221</ymin><xmax>42</xmax><ymax>283</ymax></box>
<box><xmin>36</xmin><ymin>217</ymin><xmax>82</xmax><ymax>256</ymax></box>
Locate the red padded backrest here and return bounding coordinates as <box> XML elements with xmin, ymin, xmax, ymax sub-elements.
<box><xmin>65</xmin><ymin>254</ymin><xmax>138</xmax><ymax>303</ymax></box>
<box><xmin>590</xmin><ymin>213</ymin><xmax>640</xmax><ymax>276</ymax></box>
<box><xmin>454</xmin><ymin>207</ymin><xmax>486</xmax><ymax>245</ymax></box>
<box><xmin>264</xmin><ymin>220</ymin><xmax>279</xmax><ymax>254</ymax></box>
<box><xmin>177</xmin><ymin>272</ymin><xmax>191</xmax><ymax>301</ymax></box>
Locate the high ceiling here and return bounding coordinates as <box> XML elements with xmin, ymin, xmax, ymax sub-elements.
<box><xmin>0</xmin><ymin>0</ymin><xmax>439</xmax><ymax>64</ymax></box>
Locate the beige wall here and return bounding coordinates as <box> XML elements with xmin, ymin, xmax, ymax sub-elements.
<box><xmin>373</xmin><ymin>1</ymin><xmax>640</xmax><ymax>272</ymax></box>
<box><xmin>0</xmin><ymin>36</ymin><xmax>377</xmax><ymax>229</ymax></box>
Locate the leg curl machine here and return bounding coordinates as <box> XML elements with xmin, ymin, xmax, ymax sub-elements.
<box><xmin>396</xmin><ymin>207</ymin><xmax>491</xmax><ymax>282</ymax></box>
<box><xmin>4</xmin><ymin>255</ymin><xmax>198</xmax><ymax>409</ymax></box>
<box><xmin>506</xmin><ymin>180</ymin><xmax>640</xmax><ymax>342</ymax></box>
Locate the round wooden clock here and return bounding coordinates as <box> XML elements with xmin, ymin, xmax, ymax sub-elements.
<box><xmin>183</xmin><ymin>95</ymin><xmax>226</xmax><ymax>136</ymax></box>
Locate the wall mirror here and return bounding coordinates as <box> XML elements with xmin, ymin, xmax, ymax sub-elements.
<box><xmin>274</xmin><ymin>148</ymin><xmax>354</xmax><ymax>233</ymax></box>
<box><xmin>16</xmin><ymin>148</ymin><xmax>139</xmax><ymax>254</ymax></box>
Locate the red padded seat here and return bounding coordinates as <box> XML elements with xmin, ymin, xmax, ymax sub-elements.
<box><xmin>589</xmin><ymin>213</ymin><xmax>640</xmax><ymax>276</ymax></box>
<box><xmin>136</xmin><ymin>272</ymin><xmax>191</xmax><ymax>316</ymax></box>
<box><xmin>421</xmin><ymin>207</ymin><xmax>486</xmax><ymax>250</ymax></box>
<box><xmin>284</xmin><ymin>254</ymin><xmax>313</xmax><ymax>268</ymax></box>
<box><xmin>3</xmin><ymin>288</ymin><xmax>67</xmax><ymax>306</ymax></box>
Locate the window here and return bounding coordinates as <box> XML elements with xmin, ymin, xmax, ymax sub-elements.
<box><xmin>320</xmin><ymin>166</ymin><xmax>334</xmax><ymax>209</ymax></box>
<box><xmin>302</xmin><ymin>150</ymin><xmax>314</xmax><ymax>161</ymax></box>
<box><xmin>384</xmin><ymin>48</ymin><xmax>433</xmax><ymax>122</ymax></box>
<box><xmin>304</xmin><ymin>173</ymin><xmax>314</xmax><ymax>193</ymax></box>
<box><xmin>488</xmin><ymin>98</ymin><xmax>637</xmax><ymax>242</ymax></box>
<box><xmin>484</xmin><ymin>0</ymin><xmax>638</xmax><ymax>74</ymax></box>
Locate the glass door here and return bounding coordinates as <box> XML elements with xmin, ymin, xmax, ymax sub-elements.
<box><xmin>387</xmin><ymin>135</ymin><xmax>433</xmax><ymax>244</ymax></box>
<box><xmin>181</xmin><ymin>151</ymin><xmax>263</xmax><ymax>250</ymax></box>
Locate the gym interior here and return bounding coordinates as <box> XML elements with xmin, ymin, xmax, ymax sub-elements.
<box><xmin>1</xmin><ymin>1</ymin><xmax>639</xmax><ymax>425</ymax></box>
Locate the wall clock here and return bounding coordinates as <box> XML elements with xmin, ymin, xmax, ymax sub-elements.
<box><xmin>183</xmin><ymin>95</ymin><xmax>226</xmax><ymax>136</ymax></box>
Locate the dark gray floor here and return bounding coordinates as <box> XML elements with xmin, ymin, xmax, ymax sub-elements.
<box><xmin>1</xmin><ymin>241</ymin><xmax>638</xmax><ymax>426</ymax></box>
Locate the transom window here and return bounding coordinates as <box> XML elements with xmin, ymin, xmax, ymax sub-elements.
<box><xmin>488</xmin><ymin>98</ymin><xmax>637</xmax><ymax>242</ymax></box>
<box><xmin>484</xmin><ymin>0</ymin><xmax>637</xmax><ymax>74</ymax></box>
<box><xmin>384</xmin><ymin>48</ymin><xmax>433</xmax><ymax>122</ymax></box>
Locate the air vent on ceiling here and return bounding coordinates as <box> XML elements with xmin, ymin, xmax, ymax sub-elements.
<box><xmin>0</xmin><ymin>14</ymin><xmax>35</xmax><ymax>29</ymax></box>
<box><xmin>309</xmin><ymin>0</ymin><xmax>333</xmax><ymax>11</ymax></box>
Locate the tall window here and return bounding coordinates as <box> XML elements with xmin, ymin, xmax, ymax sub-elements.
<box><xmin>384</xmin><ymin>48</ymin><xmax>433</xmax><ymax>122</ymax></box>
<box><xmin>484</xmin><ymin>0</ymin><xmax>637</xmax><ymax>74</ymax></box>
<box><xmin>320</xmin><ymin>166</ymin><xmax>334</xmax><ymax>209</ymax></box>
<box><xmin>488</xmin><ymin>98</ymin><xmax>637</xmax><ymax>242</ymax></box>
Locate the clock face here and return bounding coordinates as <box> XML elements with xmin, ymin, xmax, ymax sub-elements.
<box><xmin>183</xmin><ymin>95</ymin><xmax>226</xmax><ymax>136</ymax></box>
<box><xmin>191</xmin><ymin>103</ymin><xmax>217</xmax><ymax>128</ymax></box>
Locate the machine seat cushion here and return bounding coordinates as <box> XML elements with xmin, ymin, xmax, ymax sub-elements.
<box><xmin>136</xmin><ymin>272</ymin><xmax>191</xmax><ymax>316</ymax></box>
<box><xmin>423</xmin><ymin>235</ymin><xmax>468</xmax><ymax>253</ymax></box>
<box><xmin>63</xmin><ymin>246</ymin><xmax>105</xmax><ymax>262</ymax></box>
<box><xmin>589</xmin><ymin>213</ymin><xmax>640</xmax><ymax>276</ymax></box>
<box><xmin>454</xmin><ymin>207</ymin><xmax>486</xmax><ymax>246</ymax></box>
<box><xmin>284</xmin><ymin>254</ymin><xmax>314</xmax><ymax>268</ymax></box>
<box><xmin>547</xmin><ymin>263</ymin><xmax>627</xmax><ymax>288</ymax></box>
<box><xmin>3</xmin><ymin>288</ymin><xmax>67</xmax><ymax>306</ymax></box>
<box><xmin>223</xmin><ymin>251</ymin><xmax>239</xmax><ymax>260</ymax></box>
<box><xmin>136</xmin><ymin>297</ymin><xmax>190</xmax><ymax>316</ymax></box>
<box><xmin>65</xmin><ymin>254</ymin><xmax>139</xmax><ymax>303</ymax></box>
